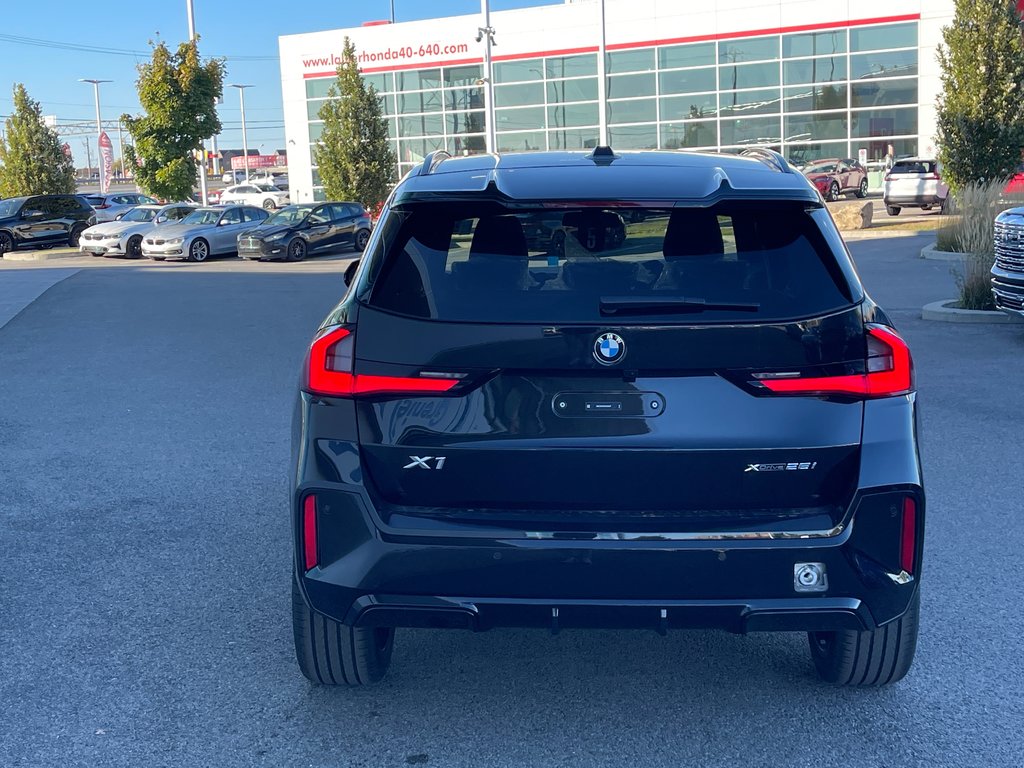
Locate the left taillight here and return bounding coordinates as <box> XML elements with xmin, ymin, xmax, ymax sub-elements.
<box><xmin>305</xmin><ymin>326</ymin><xmax>458</xmax><ymax>398</ymax></box>
<box><xmin>755</xmin><ymin>324</ymin><xmax>914</xmax><ymax>398</ymax></box>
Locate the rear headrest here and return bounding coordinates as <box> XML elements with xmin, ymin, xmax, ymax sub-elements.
<box><xmin>663</xmin><ymin>209</ymin><xmax>724</xmax><ymax>258</ymax></box>
<box><xmin>470</xmin><ymin>215</ymin><xmax>528</xmax><ymax>259</ymax></box>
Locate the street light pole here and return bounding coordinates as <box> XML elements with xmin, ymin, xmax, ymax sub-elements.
<box><xmin>186</xmin><ymin>0</ymin><xmax>210</xmax><ymax>205</ymax></box>
<box><xmin>79</xmin><ymin>79</ymin><xmax>111</xmax><ymax>192</ymax></box>
<box><xmin>229</xmin><ymin>84</ymin><xmax>253</xmax><ymax>182</ymax></box>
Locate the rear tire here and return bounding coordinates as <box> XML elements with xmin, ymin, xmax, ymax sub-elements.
<box><xmin>292</xmin><ymin>577</ymin><xmax>394</xmax><ymax>686</ymax></box>
<box><xmin>855</xmin><ymin>179</ymin><xmax>868</xmax><ymax>199</ymax></box>
<box><xmin>886</xmin><ymin>205</ymin><xmax>901</xmax><ymax>216</ymax></box>
<box><xmin>0</xmin><ymin>231</ymin><xmax>13</xmax><ymax>256</ymax></box>
<box><xmin>828</xmin><ymin>182</ymin><xmax>840</xmax><ymax>202</ymax></box>
<box><xmin>354</xmin><ymin>228</ymin><xmax>370</xmax><ymax>252</ymax></box>
<box><xmin>808</xmin><ymin>590</ymin><xmax>919</xmax><ymax>687</ymax></box>
<box><xmin>68</xmin><ymin>224</ymin><xmax>85</xmax><ymax>247</ymax></box>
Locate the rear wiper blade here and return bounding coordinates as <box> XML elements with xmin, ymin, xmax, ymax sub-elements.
<box><xmin>600</xmin><ymin>296</ymin><xmax>761</xmax><ymax>315</ymax></box>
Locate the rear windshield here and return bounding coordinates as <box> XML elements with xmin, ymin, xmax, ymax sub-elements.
<box><xmin>367</xmin><ymin>202</ymin><xmax>853</xmax><ymax>324</ymax></box>
<box><xmin>890</xmin><ymin>161</ymin><xmax>936</xmax><ymax>175</ymax></box>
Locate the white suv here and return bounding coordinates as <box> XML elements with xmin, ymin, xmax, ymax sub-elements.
<box><xmin>883</xmin><ymin>159</ymin><xmax>949</xmax><ymax>216</ymax></box>
<box><xmin>219</xmin><ymin>183</ymin><xmax>290</xmax><ymax>211</ymax></box>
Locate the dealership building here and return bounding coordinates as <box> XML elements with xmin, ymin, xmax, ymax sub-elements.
<box><xmin>279</xmin><ymin>0</ymin><xmax>956</xmax><ymax>202</ymax></box>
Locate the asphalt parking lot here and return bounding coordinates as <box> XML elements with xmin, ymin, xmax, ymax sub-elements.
<box><xmin>2</xmin><ymin>238</ymin><xmax>1023</xmax><ymax>768</ymax></box>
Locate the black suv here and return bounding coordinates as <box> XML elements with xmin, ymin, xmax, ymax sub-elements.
<box><xmin>238</xmin><ymin>202</ymin><xmax>372</xmax><ymax>261</ymax></box>
<box><xmin>291</xmin><ymin>148</ymin><xmax>924</xmax><ymax>688</ymax></box>
<box><xmin>0</xmin><ymin>194</ymin><xmax>95</xmax><ymax>256</ymax></box>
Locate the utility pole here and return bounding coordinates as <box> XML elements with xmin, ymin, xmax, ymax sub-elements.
<box><xmin>79</xmin><ymin>79</ymin><xmax>111</xmax><ymax>192</ymax></box>
<box><xmin>186</xmin><ymin>0</ymin><xmax>210</xmax><ymax>205</ymax></box>
<box><xmin>597</xmin><ymin>0</ymin><xmax>608</xmax><ymax>146</ymax></box>
<box><xmin>478</xmin><ymin>0</ymin><xmax>496</xmax><ymax>154</ymax></box>
<box><xmin>389</xmin><ymin>0</ymin><xmax>395</xmax><ymax>22</ymax></box>
<box><xmin>82</xmin><ymin>137</ymin><xmax>92</xmax><ymax>180</ymax></box>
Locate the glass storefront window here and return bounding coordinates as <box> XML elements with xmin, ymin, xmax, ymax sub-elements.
<box><xmin>446</xmin><ymin>110</ymin><xmax>486</xmax><ymax>135</ymax></box>
<box><xmin>785</xmin><ymin>141</ymin><xmax>849</xmax><ymax>168</ymax></box>
<box><xmin>306</xmin><ymin>100</ymin><xmax>327</xmax><ymax>121</ymax></box>
<box><xmin>396</xmin><ymin>69</ymin><xmax>442</xmax><ymax>91</ymax></box>
<box><xmin>784</xmin><ymin>112</ymin><xmax>848</xmax><ymax>142</ymax></box>
<box><xmin>850</xmin><ymin>50</ymin><xmax>917</xmax><ymax>79</ymax></box>
<box><xmin>850</xmin><ymin>22</ymin><xmax>917</xmax><ymax>52</ymax></box>
<box><xmin>783</xmin><ymin>56</ymin><xmax>847</xmax><ymax>85</ymax></box>
<box><xmin>658</xmin><ymin>42</ymin><xmax>715</xmax><ymax>70</ymax></box>
<box><xmin>782</xmin><ymin>30</ymin><xmax>846</xmax><ymax>58</ymax></box>
<box><xmin>362</xmin><ymin>73</ymin><xmax>392</xmax><ymax>92</ymax></box>
<box><xmin>548</xmin><ymin>102</ymin><xmax>599</xmax><ymax>128</ymax></box>
<box><xmin>607</xmin><ymin>98</ymin><xmax>657</xmax><ymax>124</ymax></box>
<box><xmin>607</xmin><ymin>72</ymin><xmax>656</xmax><ymax>98</ymax></box>
<box><xmin>660</xmin><ymin>120</ymin><xmax>718</xmax><ymax>149</ymax></box>
<box><xmin>660</xmin><ymin>93</ymin><xmax>718</xmax><ymax>121</ymax></box>
<box><xmin>659</xmin><ymin>67</ymin><xmax>717</xmax><ymax>96</ymax></box>
<box><xmin>449</xmin><ymin>134</ymin><xmax>487</xmax><ymax>154</ymax></box>
<box><xmin>608</xmin><ymin>124</ymin><xmax>658</xmax><ymax>149</ymax></box>
<box><xmin>396</xmin><ymin>91</ymin><xmax>443</xmax><ymax>114</ymax></box>
<box><xmin>850</xmin><ymin>107</ymin><xmax>917</xmax><ymax>138</ymax></box>
<box><xmin>494</xmin><ymin>82</ymin><xmax>545</xmax><ymax>108</ymax></box>
<box><xmin>494</xmin><ymin>58</ymin><xmax>543</xmax><ymax>83</ymax></box>
<box><xmin>719</xmin><ymin>36</ymin><xmax>779</xmax><ymax>63</ymax></box>
<box><xmin>445</xmin><ymin>87</ymin><xmax>483</xmax><ymax>112</ymax></box>
<box><xmin>496</xmin><ymin>130</ymin><xmax>546</xmax><ymax>151</ymax></box>
<box><xmin>397</xmin><ymin>136</ymin><xmax>447</xmax><ymax>161</ymax></box>
<box><xmin>443</xmin><ymin>65</ymin><xmax>482</xmax><ymax>87</ymax></box>
<box><xmin>851</xmin><ymin>78</ymin><xmax>917</xmax><ymax>108</ymax></box>
<box><xmin>721</xmin><ymin>115</ymin><xmax>781</xmax><ymax>145</ymax></box>
<box><xmin>305</xmin><ymin>78</ymin><xmax>334</xmax><ymax>99</ymax></box>
<box><xmin>549</xmin><ymin>127</ymin><xmax>599</xmax><ymax>149</ymax></box>
<box><xmin>399</xmin><ymin>113</ymin><xmax>444</xmax><ymax>137</ymax></box>
<box><xmin>720</xmin><ymin>61</ymin><xmax>779</xmax><ymax>90</ymax></box>
<box><xmin>545</xmin><ymin>54</ymin><xmax>597</xmax><ymax>78</ymax></box>
<box><xmin>607</xmin><ymin>48</ymin><xmax>656</xmax><ymax>74</ymax></box>
<box><xmin>783</xmin><ymin>84</ymin><xmax>848</xmax><ymax>113</ymax></box>
<box><xmin>719</xmin><ymin>88</ymin><xmax>782</xmax><ymax>116</ymax></box>
<box><xmin>547</xmin><ymin>78</ymin><xmax>598</xmax><ymax>103</ymax></box>
<box><xmin>308</xmin><ymin>122</ymin><xmax>324</xmax><ymax>143</ymax></box>
<box><xmin>495</xmin><ymin>106</ymin><xmax>546</xmax><ymax>131</ymax></box>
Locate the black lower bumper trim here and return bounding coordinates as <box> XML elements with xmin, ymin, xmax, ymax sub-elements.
<box><xmin>344</xmin><ymin>594</ymin><xmax>874</xmax><ymax>634</ymax></box>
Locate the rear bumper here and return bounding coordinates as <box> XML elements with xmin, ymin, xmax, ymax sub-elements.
<box><xmin>883</xmin><ymin>194</ymin><xmax>944</xmax><ymax>207</ymax></box>
<box><xmin>296</xmin><ymin>483</ymin><xmax>923</xmax><ymax>634</ymax></box>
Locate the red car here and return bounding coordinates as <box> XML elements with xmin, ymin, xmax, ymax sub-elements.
<box><xmin>802</xmin><ymin>158</ymin><xmax>869</xmax><ymax>202</ymax></box>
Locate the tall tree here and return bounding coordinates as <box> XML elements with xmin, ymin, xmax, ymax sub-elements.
<box><xmin>0</xmin><ymin>84</ymin><xmax>75</xmax><ymax>197</ymax></box>
<box><xmin>314</xmin><ymin>37</ymin><xmax>396</xmax><ymax>209</ymax></box>
<box><xmin>937</xmin><ymin>0</ymin><xmax>1024</xmax><ymax>189</ymax></box>
<box><xmin>122</xmin><ymin>39</ymin><xmax>224</xmax><ymax>201</ymax></box>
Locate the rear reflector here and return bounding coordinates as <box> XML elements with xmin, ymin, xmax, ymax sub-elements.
<box><xmin>900</xmin><ymin>497</ymin><xmax>917</xmax><ymax>574</ymax></box>
<box><xmin>757</xmin><ymin>324</ymin><xmax>913</xmax><ymax>398</ymax></box>
<box><xmin>303</xmin><ymin>495</ymin><xmax>318</xmax><ymax>571</ymax></box>
<box><xmin>306</xmin><ymin>327</ymin><xmax>458</xmax><ymax>398</ymax></box>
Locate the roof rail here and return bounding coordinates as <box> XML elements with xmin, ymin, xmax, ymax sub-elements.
<box><xmin>418</xmin><ymin>150</ymin><xmax>452</xmax><ymax>176</ymax></box>
<box><xmin>739</xmin><ymin>147</ymin><xmax>795</xmax><ymax>175</ymax></box>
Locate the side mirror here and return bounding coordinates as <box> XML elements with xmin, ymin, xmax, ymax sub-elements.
<box><xmin>115</xmin><ymin>211</ymin><xmax>126</xmax><ymax>220</ymax></box>
<box><xmin>343</xmin><ymin>259</ymin><xmax>360</xmax><ymax>287</ymax></box>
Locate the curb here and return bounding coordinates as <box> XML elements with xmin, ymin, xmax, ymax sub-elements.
<box><xmin>919</xmin><ymin>243</ymin><xmax>965</xmax><ymax>262</ymax></box>
<box><xmin>2</xmin><ymin>248</ymin><xmax>82</xmax><ymax>262</ymax></box>
<box><xmin>922</xmin><ymin>299</ymin><xmax>1024</xmax><ymax>324</ymax></box>
<box><xmin>843</xmin><ymin>229</ymin><xmax>926</xmax><ymax>241</ymax></box>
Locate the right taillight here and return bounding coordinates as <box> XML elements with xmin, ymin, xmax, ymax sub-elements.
<box><xmin>305</xmin><ymin>326</ymin><xmax>458</xmax><ymax>398</ymax></box>
<box><xmin>756</xmin><ymin>324</ymin><xmax>914</xmax><ymax>398</ymax></box>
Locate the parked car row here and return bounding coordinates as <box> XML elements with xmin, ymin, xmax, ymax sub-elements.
<box><xmin>76</xmin><ymin>201</ymin><xmax>371</xmax><ymax>263</ymax></box>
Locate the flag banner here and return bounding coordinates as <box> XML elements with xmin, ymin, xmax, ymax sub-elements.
<box><xmin>99</xmin><ymin>132</ymin><xmax>114</xmax><ymax>194</ymax></box>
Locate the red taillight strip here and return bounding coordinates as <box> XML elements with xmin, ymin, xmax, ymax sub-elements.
<box><xmin>303</xmin><ymin>495</ymin><xmax>318</xmax><ymax>571</ymax></box>
<box><xmin>306</xmin><ymin>327</ymin><xmax>458</xmax><ymax>398</ymax></box>
<box><xmin>901</xmin><ymin>497</ymin><xmax>917</xmax><ymax>574</ymax></box>
<box><xmin>758</xmin><ymin>325</ymin><xmax>913</xmax><ymax>398</ymax></box>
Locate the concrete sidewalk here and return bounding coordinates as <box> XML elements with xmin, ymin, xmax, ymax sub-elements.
<box><xmin>0</xmin><ymin>268</ymin><xmax>79</xmax><ymax>330</ymax></box>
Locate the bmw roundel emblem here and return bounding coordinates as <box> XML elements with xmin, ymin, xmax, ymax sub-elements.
<box><xmin>594</xmin><ymin>332</ymin><xmax>626</xmax><ymax>365</ymax></box>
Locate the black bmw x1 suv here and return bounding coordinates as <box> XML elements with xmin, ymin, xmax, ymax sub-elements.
<box><xmin>291</xmin><ymin>147</ymin><xmax>923</xmax><ymax>688</ymax></box>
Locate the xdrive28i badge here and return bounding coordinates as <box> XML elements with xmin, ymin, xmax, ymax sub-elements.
<box><xmin>594</xmin><ymin>332</ymin><xmax>626</xmax><ymax>365</ymax></box>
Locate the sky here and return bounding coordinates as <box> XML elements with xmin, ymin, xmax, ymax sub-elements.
<box><xmin>0</xmin><ymin>0</ymin><xmax>562</xmax><ymax>167</ymax></box>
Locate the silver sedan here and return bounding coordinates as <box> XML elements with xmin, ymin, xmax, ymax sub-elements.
<box><xmin>141</xmin><ymin>205</ymin><xmax>269</xmax><ymax>262</ymax></box>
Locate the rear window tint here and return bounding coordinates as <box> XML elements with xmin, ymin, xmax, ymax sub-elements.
<box><xmin>367</xmin><ymin>203</ymin><xmax>853</xmax><ymax>324</ymax></box>
<box><xmin>890</xmin><ymin>161</ymin><xmax>935</xmax><ymax>175</ymax></box>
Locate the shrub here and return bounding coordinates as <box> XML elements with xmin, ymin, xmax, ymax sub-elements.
<box><xmin>942</xmin><ymin>181</ymin><xmax>1024</xmax><ymax>309</ymax></box>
